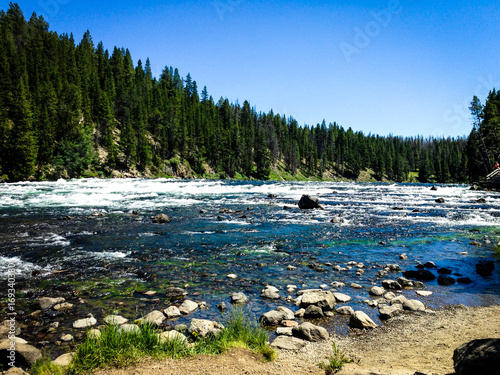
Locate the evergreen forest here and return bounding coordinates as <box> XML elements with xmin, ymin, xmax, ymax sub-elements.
<box><xmin>0</xmin><ymin>3</ymin><xmax>498</xmax><ymax>183</ymax></box>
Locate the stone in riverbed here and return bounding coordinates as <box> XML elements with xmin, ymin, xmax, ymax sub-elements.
<box><xmin>103</xmin><ymin>315</ymin><xmax>128</xmax><ymax>325</ymax></box>
<box><xmin>369</xmin><ymin>286</ymin><xmax>386</xmax><ymax>296</ymax></box>
<box><xmin>378</xmin><ymin>304</ymin><xmax>403</xmax><ymax>320</ymax></box>
<box><xmin>336</xmin><ymin>306</ymin><xmax>354</xmax><ymax>315</ymax></box>
<box><xmin>271</xmin><ymin>336</ymin><xmax>307</xmax><ymax>350</ymax></box>
<box><xmin>52</xmin><ymin>353</ymin><xmax>75</xmax><ymax>368</ymax></box>
<box><xmin>261</xmin><ymin>285</ymin><xmax>280</xmax><ymax>299</ymax></box>
<box><xmin>259</xmin><ymin>307</ymin><xmax>294</xmax><ymax>326</ymax></box>
<box><xmin>437</xmin><ymin>275</ymin><xmax>456</xmax><ymax>286</ymax></box>
<box><xmin>136</xmin><ymin>310</ymin><xmax>165</xmax><ymax>325</ymax></box>
<box><xmin>164</xmin><ymin>306</ymin><xmax>181</xmax><ymax>319</ymax></box>
<box><xmin>188</xmin><ymin>319</ymin><xmax>224</xmax><ymax>338</ymax></box>
<box><xmin>292</xmin><ymin>322</ymin><xmax>329</xmax><ymax>342</ymax></box>
<box><xmin>298</xmin><ymin>195</ymin><xmax>324</xmax><ymax>210</ymax></box>
<box><xmin>349</xmin><ymin>311</ymin><xmax>378</xmax><ymax>329</ymax></box>
<box><xmin>453</xmin><ymin>338</ymin><xmax>500</xmax><ymax>375</ymax></box>
<box><xmin>0</xmin><ymin>339</ymin><xmax>42</xmax><ymax>369</ymax></box>
<box><xmin>382</xmin><ymin>280</ymin><xmax>402</xmax><ymax>290</ymax></box>
<box><xmin>231</xmin><ymin>292</ymin><xmax>249</xmax><ymax>305</ymax></box>
<box><xmin>403</xmin><ymin>269</ymin><xmax>436</xmax><ymax>281</ymax></box>
<box><xmin>53</xmin><ymin>302</ymin><xmax>73</xmax><ymax>311</ymax></box>
<box><xmin>37</xmin><ymin>297</ymin><xmax>65</xmax><ymax>310</ymax></box>
<box><xmin>333</xmin><ymin>292</ymin><xmax>352</xmax><ymax>303</ymax></box>
<box><xmin>416</xmin><ymin>290</ymin><xmax>433</xmax><ymax>297</ymax></box>
<box><xmin>476</xmin><ymin>261</ymin><xmax>494</xmax><ymax>276</ymax></box>
<box><xmin>151</xmin><ymin>214</ymin><xmax>171</xmax><ymax>223</ymax></box>
<box><xmin>403</xmin><ymin>299</ymin><xmax>426</xmax><ymax>312</ymax></box>
<box><xmin>304</xmin><ymin>305</ymin><xmax>324</xmax><ymax>319</ymax></box>
<box><xmin>60</xmin><ymin>334</ymin><xmax>73</xmax><ymax>342</ymax></box>
<box><xmin>179</xmin><ymin>300</ymin><xmax>198</xmax><ymax>315</ymax></box>
<box><xmin>457</xmin><ymin>277</ymin><xmax>473</xmax><ymax>284</ymax></box>
<box><xmin>73</xmin><ymin>315</ymin><xmax>97</xmax><ymax>329</ymax></box>
<box><xmin>299</xmin><ymin>290</ymin><xmax>336</xmax><ymax>311</ymax></box>
<box><xmin>119</xmin><ymin>324</ymin><xmax>140</xmax><ymax>334</ymax></box>
<box><xmin>164</xmin><ymin>287</ymin><xmax>188</xmax><ymax>298</ymax></box>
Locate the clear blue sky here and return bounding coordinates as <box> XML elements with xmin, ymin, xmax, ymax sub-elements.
<box><xmin>5</xmin><ymin>0</ymin><xmax>500</xmax><ymax>137</ymax></box>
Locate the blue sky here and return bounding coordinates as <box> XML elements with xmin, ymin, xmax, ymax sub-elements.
<box><xmin>5</xmin><ymin>0</ymin><xmax>500</xmax><ymax>137</ymax></box>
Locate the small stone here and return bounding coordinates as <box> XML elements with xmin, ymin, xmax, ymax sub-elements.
<box><xmin>179</xmin><ymin>300</ymin><xmax>199</xmax><ymax>315</ymax></box>
<box><xmin>87</xmin><ymin>329</ymin><xmax>101</xmax><ymax>339</ymax></box>
<box><xmin>227</xmin><ymin>274</ymin><xmax>237</xmax><ymax>279</ymax></box>
<box><xmin>136</xmin><ymin>310</ymin><xmax>166</xmax><ymax>325</ymax></box>
<box><xmin>144</xmin><ymin>290</ymin><xmax>157</xmax><ymax>296</ymax></box>
<box><xmin>188</xmin><ymin>319</ymin><xmax>224</xmax><ymax>338</ymax></box>
<box><xmin>292</xmin><ymin>322</ymin><xmax>329</xmax><ymax>342</ymax></box>
<box><xmin>216</xmin><ymin>302</ymin><xmax>227</xmax><ymax>312</ymax></box>
<box><xmin>437</xmin><ymin>274</ymin><xmax>456</xmax><ymax>286</ymax></box>
<box><xmin>350</xmin><ymin>283</ymin><xmax>363</xmax><ymax>289</ymax></box>
<box><xmin>379</xmin><ymin>304</ymin><xmax>403</xmax><ymax>320</ymax></box>
<box><xmin>119</xmin><ymin>324</ymin><xmax>140</xmax><ymax>334</ymax></box>
<box><xmin>52</xmin><ymin>353</ymin><xmax>75</xmax><ymax>367</ymax></box>
<box><xmin>271</xmin><ymin>336</ymin><xmax>307</xmax><ymax>350</ymax></box>
<box><xmin>416</xmin><ymin>290</ymin><xmax>433</xmax><ymax>297</ymax></box>
<box><xmin>333</xmin><ymin>292</ymin><xmax>352</xmax><ymax>303</ymax></box>
<box><xmin>276</xmin><ymin>327</ymin><xmax>294</xmax><ymax>336</ymax></box>
<box><xmin>399</xmin><ymin>253</ymin><xmax>408</xmax><ymax>260</ymax></box>
<box><xmin>60</xmin><ymin>334</ymin><xmax>73</xmax><ymax>342</ymax></box>
<box><xmin>287</xmin><ymin>265</ymin><xmax>297</xmax><ymax>271</ymax></box>
<box><xmin>304</xmin><ymin>305</ymin><xmax>324</xmax><ymax>318</ymax></box>
<box><xmin>230</xmin><ymin>292</ymin><xmax>249</xmax><ymax>305</ymax></box>
<box><xmin>151</xmin><ymin>214</ymin><xmax>171</xmax><ymax>223</ymax></box>
<box><xmin>73</xmin><ymin>316</ymin><xmax>97</xmax><ymax>329</ymax></box>
<box><xmin>164</xmin><ymin>306</ymin><xmax>182</xmax><ymax>319</ymax></box>
<box><xmin>349</xmin><ymin>311</ymin><xmax>378</xmax><ymax>329</ymax></box>
<box><xmin>330</xmin><ymin>281</ymin><xmax>346</xmax><ymax>288</ymax></box>
<box><xmin>336</xmin><ymin>306</ymin><xmax>354</xmax><ymax>315</ymax></box>
<box><xmin>37</xmin><ymin>297</ymin><xmax>65</xmax><ymax>310</ymax></box>
<box><xmin>281</xmin><ymin>320</ymin><xmax>299</xmax><ymax>327</ymax></box>
<box><xmin>369</xmin><ymin>286</ymin><xmax>386</xmax><ymax>296</ymax></box>
<box><xmin>260</xmin><ymin>285</ymin><xmax>280</xmax><ymax>299</ymax></box>
<box><xmin>158</xmin><ymin>330</ymin><xmax>187</xmax><ymax>344</ymax></box>
<box><xmin>53</xmin><ymin>302</ymin><xmax>74</xmax><ymax>311</ymax></box>
<box><xmin>104</xmin><ymin>315</ymin><xmax>128</xmax><ymax>325</ymax></box>
<box><xmin>403</xmin><ymin>299</ymin><xmax>426</xmax><ymax>312</ymax></box>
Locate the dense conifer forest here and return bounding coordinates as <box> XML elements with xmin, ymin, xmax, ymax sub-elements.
<box><xmin>0</xmin><ymin>3</ymin><xmax>498</xmax><ymax>183</ymax></box>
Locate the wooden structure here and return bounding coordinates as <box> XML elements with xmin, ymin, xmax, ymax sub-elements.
<box><xmin>483</xmin><ymin>168</ymin><xmax>500</xmax><ymax>189</ymax></box>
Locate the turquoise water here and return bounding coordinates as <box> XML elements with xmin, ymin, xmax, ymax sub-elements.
<box><xmin>0</xmin><ymin>179</ymin><xmax>499</xmax><ymax>341</ymax></box>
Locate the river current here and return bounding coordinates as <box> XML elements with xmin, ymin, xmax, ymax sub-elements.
<box><xmin>0</xmin><ymin>179</ymin><xmax>499</xmax><ymax>336</ymax></box>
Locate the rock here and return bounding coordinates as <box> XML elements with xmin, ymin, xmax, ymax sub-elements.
<box><xmin>143</xmin><ymin>290</ymin><xmax>157</xmax><ymax>296</ymax></box>
<box><xmin>287</xmin><ymin>265</ymin><xmax>297</xmax><ymax>271</ymax></box>
<box><xmin>60</xmin><ymin>334</ymin><xmax>73</xmax><ymax>342</ymax></box>
<box><xmin>37</xmin><ymin>297</ymin><xmax>65</xmax><ymax>310</ymax></box>
<box><xmin>397</xmin><ymin>277</ymin><xmax>414</xmax><ymax>288</ymax></box>
<box><xmin>73</xmin><ymin>315</ymin><xmax>97</xmax><ymax>329</ymax></box>
<box><xmin>476</xmin><ymin>261</ymin><xmax>495</xmax><ymax>276</ymax></box>
<box><xmin>227</xmin><ymin>273</ymin><xmax>237</xmax><ymax>279</ymax></box>
<box><xmin>330</xmin><ymin>281</ymin><xmax>346</xmax><ymax>288</ymax></box>
<box><xmin>435</xmin><ymin>198</ymin><xmax>445</xmax><ymax>203</ymax></box>
<box><xmin>260</xmin><ymin>285</ymin><xmax>280</xmax><ymax>299</ymax></box>
<box><xmin>164</xmin><ymin>306</ymin><xmax>182</xmax><ymax>319</ymax></box>
<box><xmin>53</xmin><ymin>302</ymin><xmax>73</xmax><ymax>311</ymax></box>
<box><xmin>188</xmin><ymin>319</ymin><xmax>224</xmax><ymax>338</ymax></box>
<box><xmin>308</xmin><ymin>262</ymin><xmax>326</xmax><ymax>272</ymax></box>
<box><xmin>457</xmin><ymin>277</ymin><xmax>473</xmax><ymax>284</ymax></box>
<box><xmin>281</xmin><ymin>320</ymin><xmax>298</xmax><ymax>328</ymax></box>
<box><xmin>424</xmin><ymin>261</ymin><xmax>437</xmax><ymax>268</ymax></box>
<box><xmin>164</xmin><ymin>287</ymin><xmax>188</xmax><ymax>298</ymax></box>
<box><xmin>384</xmin><ymin>292</ymin><xmax>396</xmax><ymax>300</ymax></box>
<box><xmin>382</xmin><ymin>280</ymin><xmax>402</xmax><ymax>290</ymax></box>
<box><xmin>349</xmin><ymin>311</ymin><xmax>378</xmax><ymax>329</ymax></box>
<box><xmin>430</xmin><ymin>185</ymin><xmax>438</xmax><ymax>191</ymax></box>
<box><xmin>391</xmin><ymin>295</ymin><xmax>408</xmax><ymax>305</ymax></box>
<box><xmin>336</xmin><ymin>306</ymin><xmax>354</xmax><ymax>315</ymax></box>
<box><xmin>136</xmin><ymin>310</ymin><xmax>166</xmax><ymax>325</ymax></box>
<box><xmin>304</xmin><ymin>305</ymin><xmax>324</xmax><ymax>318</ymax></box>
<box><xmin>379</xmin><ymin>304</ymin><xmax>403</xmax><ymax>320</ymax></box>
<box><xmin>259</xmin><ymin>309</ymin><xmax>289</xmax><ymax>326</ymax></box>
<box><xmin>386</xmin><ymin>264</ymin><xmax>401</xmax><ymax>271</ymax></box>
<box><xmin>399</xmin><ymin>253</ymin><xmax>408</xmax><ymax>260</ymax></box>
<box><xmin>299</xmin><ymin>290</ymin><xmax>336</xmax><ymax>311</ymax></box>
<box><xmin>271</xmin><ymin>336</ymin><xmax>307</xmax><ymax>350</ymax></box>
<box><xmin>216</xmin><ymin>302</ymin><xmax>227</xmax><ymax>312</ymax></box>
<box><xmin>333</xmin><ymin>292</ymin><xmax>352</xmax><ymax>303</ymax></box>
<box><xmin>229</xmin><ymin>292</ymin><xmax>249</xmax><ymax>306</ymax></box>
<box><xmin>469</xmin><ymin>240</ymin><xmax>482</xmax><ymax>247</ymax></box>
<box><xmin>267</xmin><ymin>194</ymin><xmax>277</xmax><ymax>198</ymax></box>
<box><xmin>292</xmin><ymin>322</ymin><xmax>329</xmax><ymax>342</ymax></box>
<box><xmin>437</xmin><ymin>268</ymin><xmax>452</xmax><ymax>274</ymax></box>
<box><xmin>416</xmin><ymin>290</ymin><xmax>433</xmax><ymax>297</ymax></box>
<box><xmin>437</xmin><ymin>275</ymin><xmax>456</xmax><ymax>286</ymax></box>
<box><xmin>151</xmin><ymin>214</ymin><xmax>171</xmax><ymax>223</ymax></box>
<box><xmin>403</xmin><ymin>269</ymin><xmax>436</xmax><ymax>281</ymax></box>
<box><xmin>476</xmin><ymin>198</ymin><xmax>487</xmax><ymax>203</ymax></box>
<box><xmin>276</xmin><ymin>306</ymin><xmax>295</xmax><ymax>320</ymax></box>
<box><xmin>103</xmin><ymin>315</ymin><xmax>128</xmax><ymax>325</ymax></box>
<box><xmin>330</xmin><ymin>216</ymin><xmax>344</xmax><ymax>224</ymax></box>
<box><xmin>276</xmin><ymin>327</ymin><xmax>294</xmax><ymax>336</ymax></box>
<box><xmin>453</xmin><ymin>338</ymin><xmax>500</xmax><ymax>375</ymax></box>
<box><xmin>119</xmin><ymin>324</ymin><xmax>140</xmax><ymax>334</ymax></box>
<box><xmin>350</xmin><ymin>283</ymin><xmax>363</xmax><ymax>289</ymax></box>
<box><xmin>87</xmin><ymin>329</ymin><xmax>101</xmax><ymax>339</ymax></box>
<box><xmin>369</xmin><ymin>286</ymin><xmax>386</xmax><ymax>296</ymax></box>
<box><xmin>403</xmin><ymin>299</ymin><xmax>426</xmax><ymax>312</ymax></box>
<box><xmin>294</xmin><ymin>309</ymin><xmax>306</xmax><ymax>318</ymax></box>
<box><xmin>3</xmin><ymin>368</ymin><xmax>29</xmax><ymax>375</ymax></box>
<box><xmin>158</xmin><ymin>330</ymin><xmax>187</xmax><ymax>344</ymax></box>
<box><xmin>52</xmin><ymin>353</ymin><xmax>75</xmax><ymax>367</ymax></box>
<box><xmin>179</xmin><ymin>300</ymin><xmax>199</xmax><ymax>315</ymax></box>
<box><xmin>298</xmin><ymin>195</ymin><xmax>324</xmax><ymax>210</ymax></box>
<box><xmin>0</xmin><ymin>339</ymin><xmax>42</xmax><ymax>369</ymax></box>
<box><xmin>0</xmin><ymin>320</ymin><xmax>20</xmax><ymax>339</ymax></box>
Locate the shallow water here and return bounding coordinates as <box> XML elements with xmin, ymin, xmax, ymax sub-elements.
<box><xmin>0</xmin><ymin>179</ymin><xmax>499</xmax><ymax>343</ymax></box>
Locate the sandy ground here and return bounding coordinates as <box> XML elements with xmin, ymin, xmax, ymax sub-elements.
<box><xmin>93</xmin><ymin>304</ymin><xmax>500</xmax><ymax>375</ymax></box>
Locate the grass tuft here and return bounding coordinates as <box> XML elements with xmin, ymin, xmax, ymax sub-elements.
<box><xmin>319</xmin><ymin>342</ymin><xmax>355</xmax><ymax>375</ymax></box>
<box><xmin>30</xmin><ymin>357</ymin><xmax>64</xmax><ymax>375</ymax></box>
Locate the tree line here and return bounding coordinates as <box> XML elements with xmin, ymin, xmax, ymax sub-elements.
<box><xmin>0</xmin><ymin>3</ymin><xmax>495</xmax><ymax>183</ymax></box>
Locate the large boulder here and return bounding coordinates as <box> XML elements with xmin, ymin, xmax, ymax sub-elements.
<box><xmin>188</xmin><ymin>319</ymin><xmax>224</xmax><ymax>338</ymax></box>
<box><xmin>298</xmin><ymin>195</ymin><xmax>324</xmax><ymax>210</ymax></box>
<box><xmin>292</xmin><ymin>322</ymin><xmax>329</xmax><ymax>342</ymax></box>
<box><xmin>453</xmin><ymin>338</ymin><xmax>500</xmax><ymax>375</ymax></box>
<box><xmin>259</xmin><ymin>307</ymin><xmax>294</xmax><ymax>326</ymax></box>
<box><xmin>349</xmin><ymin>311</ymin><xmax>378</xmax><ymax>329</ymax></box>
<box><xmin>179</xmin><ymin>300</ymin><xmax>198</xmax><ymax>315</ymax></box>
<box><xmin>403</xmin><ymin>269</ymin><xmax>436</xmax><ymax>281</ymax></box>
<box><xmin>378</xmin><ymin>304</ymin><xmax>403</xmax><ymax>320</ymax></box>
<box><xmin>0</xmin><ymin>339</ymin><xmax>42</xmax><ymax>370</ymax></box>
<box><xmin>299</xmin><ymin>290</ymin><xmax>336</xmax><ymax>311</ymax></box>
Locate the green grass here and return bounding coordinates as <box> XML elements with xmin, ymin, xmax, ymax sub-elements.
<box><xmin>39</xmin><ymin>308</ymin><xmax>275</xmax><ymax>375</ymax></box>
<box><xmin>319</xmin><ymin>342</ymin><xmax>355</xmax><ymax>375</ymax></box>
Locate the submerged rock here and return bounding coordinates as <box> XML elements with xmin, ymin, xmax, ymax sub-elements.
<box><xmin>151</xmin><ymin>214</ymin><xmax>171</xmax><ymax>223</ymax></box>
<box><xmin>476</xmin><ymin>261</ymin><xmax>494</xmax><ymax>276</ymax></box>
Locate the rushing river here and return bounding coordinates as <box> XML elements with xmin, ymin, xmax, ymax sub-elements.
<box><xmin>0</xmin><ymin>179</ymin><xmax>499</xmax><ymax>346</ymax></box>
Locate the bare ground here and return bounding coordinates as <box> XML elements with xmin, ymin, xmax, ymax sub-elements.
<box><xmin>93</xmin><ymin>304</ymin><xmax>500</xmax><ymax>375</ymax></box>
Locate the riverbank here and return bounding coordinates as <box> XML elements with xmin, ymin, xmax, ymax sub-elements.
<box><xmin>90</xmin><ymin>303</ymin><xmax>500</xmax><ymax>375</ymax></box>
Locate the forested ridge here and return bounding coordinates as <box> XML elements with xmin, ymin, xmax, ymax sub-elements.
<box><xmin>0</xmin><ymin>3</ymin><xmax>497</xmax><ymax>183</ymax></box>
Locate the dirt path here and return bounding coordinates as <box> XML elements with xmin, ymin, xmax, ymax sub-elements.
<box><xmin>93</xmin><ymin>304</ymin><xmax>500</xmax><ymax>375</ymax></box>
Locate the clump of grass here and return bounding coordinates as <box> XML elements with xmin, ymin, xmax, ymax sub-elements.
<box><xmin>30</xmin><ymin>357</ymin><xmax>64</xmax><ymax>375</ymax></box>
<box><xmin>319</xmin><ymin>342</ymin><xmax>355</xmax><ymax>375</ymax></box>
<box><xmin>63</xmin><ymin>308</ymin><xmax>274</xmax><ymax>375</ymax></box>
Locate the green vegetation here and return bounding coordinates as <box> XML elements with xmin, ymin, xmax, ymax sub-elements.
<box><xmin>319</xmin><ymin>342</ymin><xmax>355</xmax><ymax>375</ymax></box>
<box><xmin>1</xmin><ymin>3</ymin><xmax>498</xmax><ymax>183</ymax></box>
<box><xmin>30</xmin><ymin>308</ymin><xmax>274</xmax><ymax>375</ymax></box>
